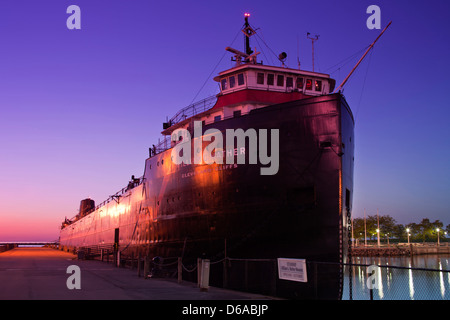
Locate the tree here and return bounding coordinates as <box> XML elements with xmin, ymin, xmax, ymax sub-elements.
<box><xmin>412</xmin><ymin>219</ymin><xmax>444</xmax><ymax>242</ymax></box>
<box><xmin>352</xmin><ymin>214</ymin><xmax>398</xmax><ymax>243</ymax></box>
<box><xmin>351</xmin><ymin>214</ymin><xmax>448</xmax><ymax>244</ymax></box>
<box><xmin>392</xmin><ymin>224</ymin><xmax>406</xmax><ymax>241</ymax></box>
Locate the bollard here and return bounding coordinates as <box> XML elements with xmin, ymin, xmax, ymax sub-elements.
<box><xmin>199</xmin><ymin>259</ymin><xmax>210</xmax><ymax>291</ymax></box>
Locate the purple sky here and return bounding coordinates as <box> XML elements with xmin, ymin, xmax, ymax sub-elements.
<box><xmin>1</xmin><ymin>0</ymin><xmax>449</xmax><ymax>241</ymax></box>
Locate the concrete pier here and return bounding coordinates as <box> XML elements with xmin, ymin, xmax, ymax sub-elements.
<box><xmin>0</xmin><ymin>247</ymin><xmax>275</xmax><ymax>300</ymax></box>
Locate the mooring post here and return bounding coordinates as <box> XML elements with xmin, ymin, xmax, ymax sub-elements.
<box><xmin>199</xmin><ymin>259</ymin><xmax>210</xmax><ymax>291</ymax></box>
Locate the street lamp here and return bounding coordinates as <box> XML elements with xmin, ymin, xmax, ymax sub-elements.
<box><xmin>406</xmin><ymin>228</ymin><xmax>410</xmax><ymax>245</ymax></box>
<box><xmin>376</xmin><ymin>228</ymin><xmax>380</xmax><ymax>247</ymax></box>
<box><xmin>437</xmin><ymin>228</ymin><xmax>440</xmax><ymax>246</ymax></box>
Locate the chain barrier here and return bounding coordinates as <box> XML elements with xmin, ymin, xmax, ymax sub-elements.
<box><xmin>347</xmin><ymin>206</ymin><xmax>353</xmax><ymax>300</ymax></box>
<box><xmin>182</xmin><ymin>263</ymin><xmax>198</xmax><ymax>273</ymax></box>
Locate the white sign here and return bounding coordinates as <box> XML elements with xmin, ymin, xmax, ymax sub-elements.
<box><xmin>277</xmin><ymin>258</ymin><xmax>307</xmax><ymax>283</ymax></box>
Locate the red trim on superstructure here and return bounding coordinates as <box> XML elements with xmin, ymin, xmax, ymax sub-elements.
<box><xmin>211</xmin><ymin>89</ymin><xmax>310</xmax><ymax>109</ymax></box>
<box><xmin>161</xmin><ymin>89</ymin><xmax>313</xmax><ymax>135</ymax></box>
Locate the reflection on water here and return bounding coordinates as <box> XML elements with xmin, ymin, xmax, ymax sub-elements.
<box><xmin>342</xmin><ymin>254</ymin><xmax>450</xmax><ymax>300</ymax></box>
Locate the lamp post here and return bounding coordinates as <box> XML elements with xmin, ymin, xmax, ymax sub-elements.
<box><xmin>376</xmin><ymin>228</ymin><xmax>380</xmax><ymax>247</ymax></box>
<box><xmin>376</xmin><ymin>209</ymin><xmax>380</xmax><ymax>247</ymax></box>
<box><xmin>406</xmin><ymin>228</ymin><xmax>410</xmax><ymax>245</ymax></box>
<box><xmin>386</xmin><ymin>233</ymin><xmax>390</xmax><ymax>247</ymax></box>
<box><xmin>437</xmin><ymin>228</ymin><xmax>440</xmax><ymax>246</ymax></box>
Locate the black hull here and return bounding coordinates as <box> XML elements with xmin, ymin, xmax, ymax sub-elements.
<box><xmin>60</xmin><ymin>93</ymin><xmax>354</xmax><ymax>299</ymax></box>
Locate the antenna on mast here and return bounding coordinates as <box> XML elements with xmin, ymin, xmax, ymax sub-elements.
<box><xmin>307</xmin><ymin>32</ymin><xmax>319</xmax><ymax>72</ymax></box>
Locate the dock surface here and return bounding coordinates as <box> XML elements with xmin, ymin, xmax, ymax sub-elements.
<box><xmin>0</xmin><ymin>247</ymin><xmax>275</xmax><ymax>300</ymax></box>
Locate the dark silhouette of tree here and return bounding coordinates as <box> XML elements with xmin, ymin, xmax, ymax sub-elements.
<box><xmin>352</xmin><ymin>215</ymin><xmax>447</xmax><ymax>244</ymax></box>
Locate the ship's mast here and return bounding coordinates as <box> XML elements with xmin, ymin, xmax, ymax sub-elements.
<box><xmin>334</xmin><ymin>21</ymin><xmax>392</xmax><ymax>93</ymax></box>
<box><xmin>243</xmin><ymin>13</ymin><xmax>254</xmax><ymax>55</ymax></box>
<box><xmin>226</xmin><ymin>13</ymin><xmax>259</xmax><ymax>66</ymax></box>
<box><xmin>307</xmin><ymin>32</ymin><xmax>320</xmax><ymax>72</ymax></box>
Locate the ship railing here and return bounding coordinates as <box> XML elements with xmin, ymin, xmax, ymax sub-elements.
<box><xmin>152</xmin><ymin>136</ymin><xmax>172</xmax><ymax>155</ymax></box>
<box><xmin>151</xmin><ymin>98</ymin><xmax>257</xmax><ymax>157</ymax></box>
<box><xmin>63</xmin><ymin>176</ymin><xmax>145</xmax><ymax>227</ymax></box>
<box><xmin>167</xmin><ymin>95</ymin><xmax>217</xmax><ymax>127</ymax></box>
<box><xmin>94</xmin><ymin>175</ymin><xmax>145</xmax><ymax>211</ymax></box>
<box><xmin>151</xmin><ymin>95</ymin><xmax>217</xmax><ymax>157</ymax></box>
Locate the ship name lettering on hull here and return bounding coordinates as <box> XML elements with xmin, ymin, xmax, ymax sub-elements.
<box><xmin>171</xmin><ymin>121</ymin><xmax>279</xmax><ymax>175</ymax></box>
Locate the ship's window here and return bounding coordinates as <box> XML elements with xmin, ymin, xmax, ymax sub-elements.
<box><xmin>277</xmin><ymin>75</ymin><xmax>284</xmax><ymax>87</ymax></box>
<box><xmin>161</xmin><ymin>159</ymin><xmax>164</xmax><ymax>165</ymax></box>
<box><xmin>296</xmin><ymin>77</ymin><xmax>304</xmax><ymax>90</ymax></box>
<box><xmin>267</xmin><ymin>74</ymin><xmax>274</xmax><ymax>85</ymax></box>
<box><xmin>257</xmin><ymin>72</ymin><xmax>264</xmax><ymax>85</ymax></box>
<box><xmin>286</xmin><ymin>77</ymin><xmax>293</xmax><ymax>88</ymax></box>
<box><xmin>221</xmin><ymin>78</ymin><xmax>227</xmax><ymax>90</ymax></box>
<box><xmin>214</xmin><ymin>115</ymin><xmax>221</xmax><ymax>122</ymax></box>
<box><xmin>229</xmin><ymin>76</ymin><xmax>236</xmax><ymax>88</ymax></box>
<box><xmin>233</xmin><ymin>110</ymin><xmax>241</xmax><ymax>118</ymax></box>
<box><xmin>306</xmin><ymin>79</ymin><xmax>313</xmax><ymax>90</ymax></box>
<box><xmin>315</xmin><ymin>80</ymin><xmax>322</xmax><ymax>91</ymax></box>
<box><xmin>237</xmin><ymin>73</ymin><xmax>245</xmax><ymax>85</ymax></box>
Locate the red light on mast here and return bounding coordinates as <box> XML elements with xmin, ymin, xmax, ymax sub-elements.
<box><xmin>244</xmin><ymin>13</ymin><xmax>250</xmax><ymax>17</ymax></box>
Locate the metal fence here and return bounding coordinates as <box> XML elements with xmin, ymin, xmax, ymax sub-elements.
<box><xmin>342</xmin><ymin>262</ymin><xmax>450</xmax><ymax>300</ymax></box>
<box><xmin>74</xmin><ymin>246</ymin><xmax>450</xmax><ymax>300</ymax></box>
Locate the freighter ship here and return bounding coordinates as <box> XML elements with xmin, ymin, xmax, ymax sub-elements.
<box><xmin>59</xmin><ymin>15</ymin><xmax>367</xmax><ymax>299</ymax></box>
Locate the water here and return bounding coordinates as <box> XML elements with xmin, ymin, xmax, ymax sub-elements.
<box><xmin>342</xmin><ymin>254</ymin><xmax>450</xmax><ymax>300</ymax></box>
